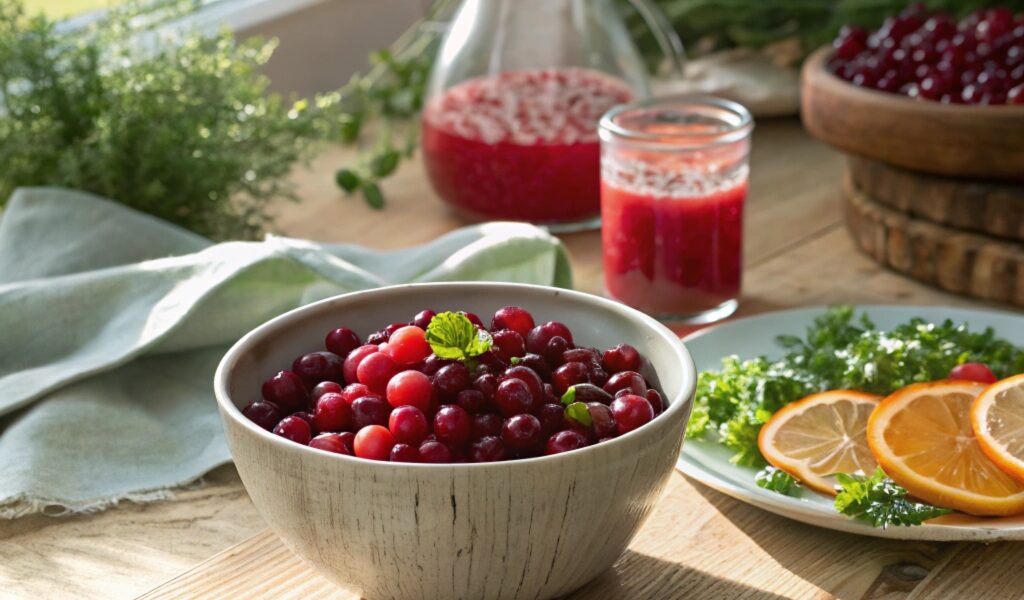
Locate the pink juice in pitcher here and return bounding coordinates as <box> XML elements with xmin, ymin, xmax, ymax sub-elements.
<box><xmin>421</xmin><ymin>68</ymin><xmax>633</xmax><ymax>228</ymax></box>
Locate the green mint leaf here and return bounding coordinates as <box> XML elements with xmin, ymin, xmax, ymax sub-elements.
<box><xmin>425</xmin><ymin>311</ymin><xmax>492</xmax><ymax>361</ymax></box>
<box><xmin>335</xmin><ymin>168</ymin><xmax>361</xmax><ymax>193</ymax></box>
<box><xmin>369</xmin><ymin>150</ymin><xmax>400</xmax><ymax>178</ymax></box>
<box><xmin>361</xmin><ymin>183</ymin><xmax>385</xmax><ymax>209</ymax></box>
<box><xmin>560</xmin><ymin>386</ymin><xmax>577</xmax><ymax>406</ymax></box>
<box><xmin>755</xmin><ymin>466</ymin><xmax>799</xmax><ymax>496</ymax></box>
<box><xmin>834</xmin><ymin>468</ymin><xmax>952</xmax><ymax>528</ymax></box>
<box><xmin>564</xmin><ymin>402</ymin><xmax>592</xmax><ymax>428</ymax></box>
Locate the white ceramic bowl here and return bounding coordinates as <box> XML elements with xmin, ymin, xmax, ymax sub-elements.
<box><xmin>214</xmin><ymin>282</ymin><xmax>695</xmax><ymax>600</ymax></box>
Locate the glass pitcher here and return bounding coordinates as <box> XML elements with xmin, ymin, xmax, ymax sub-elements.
<box><xmin>421</xmin><ymin>0</ymin><xmax>684</xmax><ymax>232</ymax></box>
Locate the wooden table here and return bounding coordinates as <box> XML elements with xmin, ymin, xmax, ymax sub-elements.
<box><xmin>2</xmin><ymin>120</ymin><xmax>1018</xmax><ymax>600</ymax></box>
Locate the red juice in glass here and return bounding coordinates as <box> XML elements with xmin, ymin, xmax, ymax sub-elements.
<box><xmin>599</xmin><ymin>97</ymin><xmax>753</xmax><ymax>322</ymax></box>
<box><xmin>421</xmin><ymin>68</ymin><xmax>633</xmax><ymax>230</ymax></box>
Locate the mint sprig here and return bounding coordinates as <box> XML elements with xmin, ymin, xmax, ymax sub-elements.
<box><xmin>834</xmin><ymin>468</ymin><xmax>951</xmax><ymax>528</ymax></box>
<box><xmin>425</xmin><ymin>311</ymin><xmax>492</xmax><ymax>361</ymax></box>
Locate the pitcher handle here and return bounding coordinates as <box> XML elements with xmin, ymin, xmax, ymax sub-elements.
<box><xmin>627</xmin><ymin>0</ymin><xmax>686</xmax><ymax>76</ymax></box>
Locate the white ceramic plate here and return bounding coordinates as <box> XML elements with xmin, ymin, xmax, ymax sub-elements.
<box><xmin>677</xmin><ymin>305</ymin><xmax>1024</xmax><ymax>541</ymax></box>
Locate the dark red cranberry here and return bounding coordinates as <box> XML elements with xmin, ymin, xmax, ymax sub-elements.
<box><xmin>602</xmin><ymin>343</ymin><xmax>641</xmax><ymax>373</ymax></box>
<box><xmin>543</xmin><ymin>336</ymin><xmax>570</xmax><ymax>367</ymax></box>
<box><xmin>390</xmin><ymin>443</ymin><xmax>420</xmax><ymax>462</ymax></box>
<box><xmin>311</xmin><ymin>381</ymin><xmax>343</xmax><ymax>402</ymax></box>
<box><xmin>462</xmin><ymin>311</ymin><xmax>485</xmax><ymax>328</ymax></box>
<box><xmin>473</xmin><ymin>373</ymin><xmax>499</xmax><ymax>399</ymax></box>
<box><xmin>537</xmin><ymin>403</ymin><xmax>566</xmax><ymax>436</ymax></box>
<box><xmin>418</xmin><ymin>440</ymin><xmax>452</xmax><ymax>463</ymax></box>
<box><xmin>542</xmin><ymin>383</ymin><xmax>560</xmax><ymax>404</ymax></box>
<box><xmin>273</xmin><ymin>415</ymin><xmax>311</xmax><ymax>445</ymax></box>
<box><xmin>366</xmin><ymin>330</ymin><xmax>389</xmax><ymax>346</ymax></box>
<box><xmin>388</xmin><ymin>405</ymin><xmax>429</xmax><ymax>445</ymax></box>
<box><xmin>468</xmin><ymin>436</ymin><xmax>506</xmax><ymax>462</ymax></box>
<box><xmin>494</xmin><ymin>378</ymin><xmax>533</xmax><ymax>417</ymax></box>
<box><xmin>545</xmin><ymin>430</ymin><xmax>589</xmax><ymax>455</ymax></box>
<box><xmin>456</xmin><ymin>389</ymin><xmax>488</xmax><ymax>414</ymax></box>
<box><xmin>350</xmin><ymin>394</ymin><xmax>390</xmax><ymax>429</ymax></box>
<box><xmin>292</xmin><ymin>351</ymin><xmax>343</xmax><ymax>386</ymax></box>
<box><xmin>562</xmin><ymin>347</ymin><xmax>600</xmax><ymax>367</ymax></box>
<box><xmin>313</xmin><ymin>392</ymin><xmax>351</xmax><ymax>432</ymax></box>
<box><xmin>472</xmin><ymin>413</ymin><xmax>503</xmax><ymax>439</ymax></box>
<box><xmin>588</xmin><ymin>367</ymin><xmax>609</xmax><ymax>387</ymax></box>
<box><xmin>526</xmin><ymin>321</ymin><xmax>574</xmax><ymax>354</ymax></box>
<box><xmin>343</xmin><ymin>345</ymin><xmax>379</xmax><ymax>384</ymax></box>
<box><xmin>552</xmin><ymin>361</ymin><xmax>590</xmax><ymax>395</ymax></box>
<box><xmin>604</xmin><ymin>371</ymin><xmax>647</xmax><ymax>396</ymax></box>
<box><xmin>610</xmin><ymin>394</ymin><xmax>655</xmax><ymax>434</ymax></box>
<box><xmin>337</xmin><ymin>431</ymin><xmax>356</xmax><ymax>454</ymax></box>
<box><xmin>501</xmin><ymin>414</ymin><xmax>542</xmax><ymax>452</ymax></box>
<box><xmin>422</xmin><ymin>354</ymin><xmax>454</xmax><ymax>376</ymax></box>
<box><xmin>434</xmin><ymin>405</ymin><xmax>473</xmax><ymax>447</ymax></box>
<box><xmin>475</xmin><ymin>350</ymin><xmax>507</xmax><ymax>372</ymax></box>
<box><xmin>309</xmin><ymin>432</ymin><xmax>353</xmax><ymax>455</ymax></box>
<box><xmin>433</xmin><ymin>362</ymin><xmax>471</xmax><ymax>401</ymax></box>
<box><xmin>586</xmin><ymin>402</ymin><xmax>618</xmax><ymax>439</ymax></box>
<box><xmin>411</xmin><ymin>309</ymin><xmax>437</xmax><ymax>330</ymax></box>
<box><xmin>242</xmin><ymin>401</ymin><xmax>281</xmax><ymax>430</ymax></box>
<box><xmin>490</xmin><ymin>306</ymin><xmax>535</xmax><ymax>338</ymax></box>
<box><xmin>645</xmin><ymin>389</ymin><xmax>665</xmax><ymax>414</ymax></box>
<box><xmin>502</xmin><ymin>365</ymin><xmax>544</xmax><ymax>404</ymax></box>
<box><xmin>834</xmin><ymin>25</ymin><xmax>868</xmax><ymax>60</ymax></box>
<box><xmin>261</xmin><ymin>370</ymin><xmax>308</xmax><ymax>413</ymax></box>
<box><xmin>517</xmin><ymin>353</ymin><xmax>552</xmax><ymax>379</ymax></box>
<box><xmin>491</xmin><ymin>329</ymin><xmax>526</xmax><ymax>362</ymax></box>
<box><xmin>325</xmin><ymin>327</ymin><xmax>361</xmax><ymax>358</ymax></box>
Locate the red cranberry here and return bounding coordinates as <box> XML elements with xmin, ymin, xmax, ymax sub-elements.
<box><xmin>366</xmin><ymin>331</ymin><xmax>389</xmax><ymax>346</ymax></box>
<box><xmin>337</xmin><ymin>431</ymin><xmax>356</xmax><ymax>454</ymax></box>
<box><xmin>309</xmin><ymin>433</ymin><xmax>353</xmax><ymax>455</ymax></box>
<box><xmin>602</xmin><ymin>343</ymin><xmax>641</xmax><ymax>373</ymax></box>
<box><xmin>390</xmin><ymin>443</ymin><xmax>420</xmax><ymax>462</ymax></box>
<box><xmin>552</xmin><ymin>361</ymin><xmax>590</xmax><ymax>395</ymax></box>
<box><xmin>542</xmin><ymin>383</ymin><xmax>559</xmax><ymax>404</ymax></box>
<box><xmin>242</xmin><ymin>401</ymin><xmax>281</xmax><ymax>430</ymax></box>
<box><xmin>291</xmin><ymin>410</ymin><xmax>316</xmax><ymax>432</ymax></box>
<box><xmin>604</xmin><ymin>371</ymin><xmax>647</xmax><ymax>396</ymax></box>
<box><xmin>433</xmin><ymin>362</ymin><xmax>471</xmax><ymax>401</ymax></box>
<box><xmin>526</xmin><ymin>321</ymin><xmax>574</xmax><ymax>354</ymax></box>
<box><xmin>357</xmin><ymin>352</ymin><xmax>399</xmax><ymax>394</ymax></box>
<box><xmin>273</xmin><ymin>415</ymin><xmax>311</xmax><ymax>445</ymax></box>
<box><xmin>292</xmin><ymin>351</ymin><xmax>343</xmax><ymax>386</ymax></box>
<box><xmin>462</xmin><ymin>311</ymin><xmax>485</xmax><ymax>328</ymax></box>
<box><xmin>354</xmin><ymin>425</ymin><xmax>395</xmax><ymax>460</ymax></box>
<box><xmin>502</xmin><ymin>365</ymin><xmax>544</xmax><ymax>404</ymax></box>
<box><xmin>586</xmin><ymin>402</ymin><xmax>618</xmax><ymax>439</ymax></box>
<box><xmin>386</xmin><ymin>370</ymin><xmax>433</xmax><ymax>412</ymax></box>
<box><xmin>543</xmin><ymin>336</ymin><xmax>570</xmax><ymax>367</ymax></box>
<box><xmin>310</xmin><ymin>381</ymin><xmax>343</xmax><ymax>402</ymax></box>
<box><xmin>340</xmin><ymin>382</ymin><xmax>371</xmax><ymax>405</ymax></box>
<box><xmin>949</xmin><ymin>362</ymin><xmax>998</xmax><ymax>384</ymax></box>
<box><xmin>472</xmin><ymin>413</ymin><xmax>503</xmax><ymax>439</ymax></box>
<box><xmin>562</xmin><ymin>347</ymin><xmax>600</xmax><ymax>367</ymax></box>
<box><xmin>388</xmin><ymin>405</ymin><xmax>429</xmax><ymax>445</ymax></box>
<box><xmin>494</xmin><ymin>378</ymin><xmax>533</xmax><ymax>417</ymax></box>
<box><xmin>422</xmin><ymin>354</ymin><xmax>454</xmax><ymax>376</ymax></box>
<box><xmin>313</xmin><ymin>392</ymin><xmax>351</xmax><ymax>432</ymax></box>
<box><xmin>537</xmin><ymin>403</ymin><xmax>566</xmax><ymax>436</ymax></box>
<box><xmin>418</xmin><ymin>440</ymin><xmax>452</xmax><ymax>463</ymax></box>
<box><xmin>325</xmin><ymin>327</ymin><xmax>361</xmax><ymax>358</ymax></box>
<box><xmin>385</xmin><ymin>326</ymin><xmax>432</xmax><ymax>366</ymax></box>
<box><xmin>343</xmin><ymin>345</ymin><xmax>379</xmax><ymax>384</ymax></box>
<box><xmin>411</xmin><ymin>309</ymin><xmax>437</xmax><ymax>330</ymax></box>
<box><xmin>517</xmin><ymin>353</ymin><xmax>552</xmax><ymax>379</ymax></box>
<box><xmin>834</xmin><ymin>25</ymin><xmax>868</xmax><ymax>60</ymax></box>
<box><xmin>610</xmin><ymin>394</ymin><xmax>655</xmax><ymax>434</ymax></box>
<box><xmin>456</xmin><ymin>389</ymin><xmax>488</xmax><ymax>414</ymax></box>
<box><xmin>469</xmin><ymin>436</ymin><xmax>506</xmax><ymax>462</ymax></box>
<box><xmin>645</xmin><ymin>389</ymin><xmax>664</xmax><ymax>414</ymax></box>
<box><xmin>490</xmin><ymin>306</ymin><xmax>535</xmax><ymax>338</ymax></box>
<box><xmin>545</xmin><ymin>430</ymin><xmax>589</xmax><ymax>455</ymax></box>
<box><xmin>261</xmin><ymin>370</ymin><xmax>308</xmax><ymax>413</ymax></box>
<box><xmin>434</xmin><ymin>405</ymin><xmax>473</xmax><ymax>447</ymax></box>
<box><xmin>351</xmin><ymin>394</ymin><xmax>390</xmax><ymax>429</ymax></box>
<box><xmin>491</xmin><ymin>329</ymin><xmax>526</xmax><ymax>362</ymax></box>
<box><xmin>473</xmin><ymin>373</ymin><xmax>499</xmax><ymax>399</ymax></box>
<box><xmin>501</xmin><ymin>414</ymin><xmax>542</xmax><ymax>452</ymax></box>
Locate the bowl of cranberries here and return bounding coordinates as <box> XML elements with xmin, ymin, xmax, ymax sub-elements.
<box><xmin>801</xmin><ymin>4</ymin><xmax>1024</xmax><ymax>180</ymax></box>
<box><xmin>214</xmin><ymin>282</ymin><xmax>694</xmax><ymax>600</ymax></box>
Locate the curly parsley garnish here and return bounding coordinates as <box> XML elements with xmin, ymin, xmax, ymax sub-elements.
<box><xmin>834</xmin><ymin>468</ymin><xmax>951</xmax><ymax>527</ymax></box>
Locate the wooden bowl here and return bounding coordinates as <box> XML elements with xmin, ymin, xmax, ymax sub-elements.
<box><xmin>801</xmin><ymin>46</ymin><xmax>1024</xmax><ymax>180</ymax></box>
<box><xmin>214</xmin><ymin>283</ymin><xmax>695</xmax><ymax>600</ymax></box>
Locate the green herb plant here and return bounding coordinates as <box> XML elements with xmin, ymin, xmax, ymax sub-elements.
<box><xmin>425</xmin><ymin>311</ymin><xmax>493</xmax><ymax>364</ymax></box>
<box><xmin>834</xmin><ymin>468</ymin><xmax>951</xmax><ymax>527</ymax></box>
<box><xmin>755</xmin><ymin>466</ymin><xmax>800</xmax><ymax>496</ymax></box>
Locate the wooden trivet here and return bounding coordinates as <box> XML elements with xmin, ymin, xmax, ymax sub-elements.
<box><xmin>848</xmin><ymin>157</ymin><xmax>1024</xmax><ymax>242</ymax></box>
<box><xmin>843</xmin><ymin>173</ymin><xmax>1024</xmax><ymax>307</ymax></box>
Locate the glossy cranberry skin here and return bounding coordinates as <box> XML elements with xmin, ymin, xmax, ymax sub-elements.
<box><xmin>645</xmin><ymin>389</ymin><xmax>664</xmax><ymax>414</ymax></box>
<box><xmin>526</xmin><ymin>321</ymin><xmax>574</xmax><ymax>354</ymax></box>
<box><xmin>422</xmin><ymin>354</ymin><xmax>454</xmax><ymax>376</ymax></box>
<box><xmin>463</xmin><ymin>311</ymin><xmax>485</xmax><ymax>329</ymax></box>
<box><xmin>390</xmin><ymin>443</ymin><xmax>420</xmax><ymax>462</ymax></box>
<box><xmin>473</xmin><ymin>373</ymin><xmax>499</xmax><ymax>399</ymax></box>
<box><xmin>501</xmin><ymin>414</ymin><xmax>542</xmax><ymax>452</ymax></box>
<box><xmin>491</xmin><ymin>329</ymin><xmax>526</xmax><ymax>363</ymax></box>
<box><xmin>325</xmin><ymin>327</ymin><xmax>361</xmax><ymax>358</ymax></box>
<box><xmin>552</xmin><ymin>361</ymin><xmax>590</xmax><ymax>395</ymax></box>
<box><xmin>310</xmin><ymin>381</ymin><xmax>343</xmax><ymax>402</ymax></box>
<box><xmin>386</xmin><ymin>326</ymin><xmax>433</xmax><ymax>366</ymax></box>
<box><xmin>242</xmin><ymin>401</ymin><xmax>281</xmax><ymax>430</ymax></box>
<box><xmin>336</xmin><ymin>431</ymin><xmax>356</xmax><ymax>454</ymax></box>
<box><xmin>542</xmin><ymin>383</ymin><xmax>560</xmax><ymax>404</ymax></box>
<box><xmin>313</xmin><ymin>392</ymin><xmax>351</xmax><ymax>432</ymax></box>
<box><xmin>586</xmin><ymin>402</ymin><xmax>618</xmax><ymax>439</ymax></box>
<box><xmin>949</xmin><ymin>362</ymin><xmax>998</xmax><ymax>384</ymax></box>
<box><xmin>490</xmin><ymin>306</ymin><xmax>535</xmax><ymax>338</ymax></box>
<box><xmin>350</xmin><ymin>394</ymin><xmax>390</xmax><ymax>429</ymax></box>
<box><xmin>354</xmin><ymin>425</ymin><xmax>395</xmax><ymax>461</ymax></box>
<box><xmin>604</xmin><ymin>371</ymin><xmax>647</xmax><ymax>396</ymax></box>
<box><xmin>261</xmin><ymin>371</ymin><xmax>308</xmax><ymax>413</ymax></box>
<box><xmin>588</xmin><ymin>366</ymin><xmax>609</xmax><ymax>387</ymax></box>
<box><xmin>433</xmin><ymin>362</ymin><xmax>471</xmax><ymax>401</ymax></box>
<box><xmin>343</xmin><ymin>345</ymin><xmax>379</xmax><ymax>384</ymax></box>
<box><xmin>357</xmin><ymin>352</ymin><xmax>399</xmax><ymax>394</ymax></box>
<box><xmin>610</xmin><ymin>394</ymin><xmax>655</xmax><ymax>434</ymax></box>
<box><xmin>292</xmin><ymin>351</ymin><xmax>343</xmax><ymax>386</ymax></box>
<box><xmin>340</xmin><ymin>382</ymin><xmax>372</xmax><ymax>405</ymax></box>
<box><xmin>291</xmin><ymin>411</ymin><xmax>316</xmax><ymax>432</ymax></box>
<box><xmin>411</xmin><ymin>309</ymin><xmax>437</xmax><ymax>330</ymax></box>
<box><xmin>502</xmin><ymin>365</ymin><xmax>544</xmax><ymax>404</ymax></box>
<box><xmin>456</xmin><ymin>389</ymin><xmax>488</xmax><ymax>414</ymax></box>
<box><xmin>434</xmin><ymin>405</ymin><xmax>473</xmax><ymax>447</ymax></box>
<box><xmin>569</xmin><ymin>382</ymin><xmax>613</xmax><ymax>405</ymax></box>
<box><xmin>418</xmin><ymin>440</ymin><xmax>452</xmax><ymax>463</ymax></box>
<box><xmin>543</xmin><ymin>336</ymin><xmax>571</xmax><ymax>367</ymax></box>
<box><xmin>469</xmin><ymin>436</ymin><xmax>506</xmax><ymax>462</ymax></box>
<box><xmin>518</xmin><ymin>353</ymin><xmax>552</xmax><ymax>379</ymax></box>
<box><xmin>387</xmin><ymin>405</ymin><xmax>428</xmax><ymax>445</ymax></box>
<box><xmin>309</xmin><ymin>433</ymin><xmax>353</xmax><ymax>455</ymax></box>
<box><xmin>471</xmin><ymin>413</ymin><xmax>503</xmax><ymax>440</ymax></box>
<box><xmin>494</xmin><ymin>378</ymin><xmax>533</xmax><ymax>417</ymax></box>
<box><xmin>273</xmin><ymin>415</ymin><xmax>312</xmax><ymax>445</ymax></box>
<box><xmin>563</xmin><ymin>347</ymin><xmax>600</xmax><ymax>367</ymax></box>
<box><xmin>534</xmin><ymin>403</ymin><xmax>564</xmax><ymax>434</ymax></box>
<box><xmin>545</xmin><ymin>430</ymin><xmax>589</xmax><ymax>455</ymax></box>
<box><xmin>386</xmin><ymin>370</ymin><xmax>433</xmax><ymax>412</ymax></box>
<box><xmin>602</xmin><ymin>344</ymin><xmax>641</xmax><ymax>373</ymax></box>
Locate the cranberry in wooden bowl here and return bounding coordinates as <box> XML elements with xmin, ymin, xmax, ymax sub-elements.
<box><xmin>214</xmin><ymin>283</ymin><xmax>694</xmax><ymax>600</ymax></box>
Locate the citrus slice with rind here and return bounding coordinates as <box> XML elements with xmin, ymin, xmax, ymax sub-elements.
<box><xmin>972</xmin><ymin>373</ymin><xmax>1024</xmax><ymax>485</ymax></box>
<box><xmin>867</xmin><ymin>379</ymin><xmax>1024</xmax><ymax>517</ymax></box>
<box><xmin>758</xmin><ymin>390</ymin><xmax>882</xmax><ymax>495</ymax></box>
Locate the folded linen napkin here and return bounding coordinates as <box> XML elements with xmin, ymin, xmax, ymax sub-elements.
<box><xmin>0</xmin><ymin>188</ymin><xmax>572</xmax><ymax>518</ymax></box>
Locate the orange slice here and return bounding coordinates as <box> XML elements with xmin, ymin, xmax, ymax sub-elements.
<box><xmin>867</xmin><ymin>380</ymin><xmax>1024</xmax><ymax>517</ymax></box>
<box><xmin>972</xmin><ymin>373</ymin><xmax>1024</xmax><ymax>484</ymax></box>
<box><xmin>758</xmin><ymin>390</ymin><xmax>882</xmax><ymax>495</ymax></box>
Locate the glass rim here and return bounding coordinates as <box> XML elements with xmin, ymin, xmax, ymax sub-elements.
<box><xmin>599</xmin><ymin>95</ymin><xmax>754</xmax><ymax>148</ymax></box>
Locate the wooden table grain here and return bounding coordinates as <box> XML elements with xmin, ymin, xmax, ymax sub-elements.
<box><xmin>0</xmin><ymin>120</ymin><xmax>1013</xmax><ymax>600</ymax></box>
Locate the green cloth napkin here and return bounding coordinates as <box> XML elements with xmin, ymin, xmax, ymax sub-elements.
<box><xmin>0</xmin><ymin>188</ymin><xmax>572</xmax><ymax>518</ymax></box>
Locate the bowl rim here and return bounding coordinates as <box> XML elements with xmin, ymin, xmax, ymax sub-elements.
<box><xmin>214</xmin><ymin>281</ymin><xmax>696</xmax><ymax>469</ymax></box>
